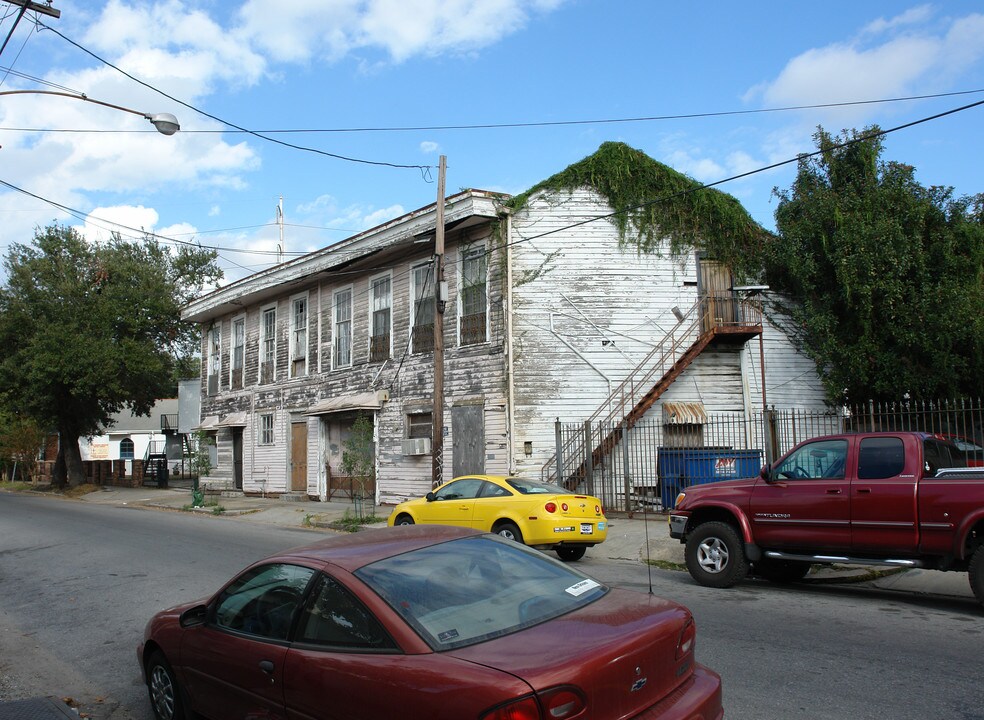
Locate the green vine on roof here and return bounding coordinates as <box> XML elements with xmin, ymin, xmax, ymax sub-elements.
<box><xmin>506</xmin><ymin>141</ymin><xmax>771</xmax><ymax>280</ymax></box>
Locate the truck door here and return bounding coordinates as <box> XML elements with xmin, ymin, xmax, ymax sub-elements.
<box><xmin>749</xmin><ymin>438</ymin><xmax>851</xmax><ymax>551</ymax></box>
<box><xmin>850</xmin><ymin>435</ymin><xmax>918</xmax><ymax>553</ymax></box>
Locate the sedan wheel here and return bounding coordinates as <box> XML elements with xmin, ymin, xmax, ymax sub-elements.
<box><xmin>556</xmin><ymin>546</ymin><xmax>586</xmax><ymax>562</ymax></box>
<box><xmin>146</xmin><ymin>651</ymin><xmax>185</xmax><ymax>720</ymax></box>
<box><xmin>395</xmin><ymin>514</ymin><xmax>415</xmax><ymax>526</ymax></box>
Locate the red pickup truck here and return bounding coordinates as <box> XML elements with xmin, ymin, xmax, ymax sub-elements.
<box><xmin>668</xmin><ymin>432</ymin><xmax>984</xmax><ymax>605</ymax></box>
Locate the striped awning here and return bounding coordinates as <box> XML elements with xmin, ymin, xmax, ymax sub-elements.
<box><xmin>662</xmin><ymin>402</ymin><xmax>707</xmax><ymax>425</ymax></box>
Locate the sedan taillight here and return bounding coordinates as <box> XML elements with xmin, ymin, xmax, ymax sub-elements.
<box><xmin>544</xmin><ymin>502</ymin><xmax>557</xmax><ymax>513</ymax></box>
<box><xmin>676</xmin><ymin>617</ymin><xmax>696</xmax><ymax>660</ymax></box>
<box><xmin>479</xmin><ymin>687</ymin><xmax>586</xmax><ymax>720</ymax></box>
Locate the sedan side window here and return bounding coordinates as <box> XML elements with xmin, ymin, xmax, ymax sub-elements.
<box><xmin>213</xmin><ymin>563</ymin><xmax>315</xmax><ymax>641</ymax></box>
<box><xmin>774</xmin><ymin>440</ymin><xmax>848</xmax><ymax>480</ymax></box>
<box><xmin>433</xmin><ymin>478</ymin><xmax>483</xmax><ymax>501</ymax></box>
<box><xmin>479</xmin><ymin>481</ymin><xmax>511</xmax><ymax>498</ymax></box>
<box><xmin>296</xmin><ymin>574</ymin><xmax>395</xmax><ymax>650</ymax></box>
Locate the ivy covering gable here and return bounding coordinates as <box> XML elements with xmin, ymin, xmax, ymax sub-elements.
<box><xmin>506</xmin><ymin>141</ymin><xmax>771</xmax><ymax>280</ymax></box>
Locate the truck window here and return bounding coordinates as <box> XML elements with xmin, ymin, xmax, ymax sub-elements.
<box><xmin>774</xmin><ymin>439</ymin><xmax>847</xmax><ymax>480</ymax></box>
<box><xmin>857</xmin><ymin>437</ymin><xmax>905</xmax><ymax>479</ymax></box>
<box><xmin>923</xmin><ymin>438</ymin><xmax>966</xmax><ymax>474</ymax></box>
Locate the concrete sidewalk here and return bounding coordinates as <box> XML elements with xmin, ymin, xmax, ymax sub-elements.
<box><xmin>77</xmin><ymin>484</ymin><xmax>977</xmax><ymax>602</ymax></box>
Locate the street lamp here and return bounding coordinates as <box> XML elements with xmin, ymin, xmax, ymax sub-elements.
<box><xmin>0</xmin><ymin>89</ymin><xmax>180</xmax><ymax>135</ymax></box>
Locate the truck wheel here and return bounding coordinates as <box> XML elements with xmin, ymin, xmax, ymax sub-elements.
<box><xmin>685</xmin><ymin>521</ymin><xmax>749</xmax><ymax>589</ymax></box>
<box><xmin>969</xmin><ymin>545</ymin><xmax>984</xmax><ymax>606</ymax></box>
<box><xmin>754</xmin><ymin>559</ymin><xmax>812</xmax><ymax>583</ymax></box>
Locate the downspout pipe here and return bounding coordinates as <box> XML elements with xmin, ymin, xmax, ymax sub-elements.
<box><xmin>502</xmin><ymin>208</ymin><xmax>517</xmax><ymax>475</ymax></box>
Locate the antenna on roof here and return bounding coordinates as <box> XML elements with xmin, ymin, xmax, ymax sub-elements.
<box><xmin>276</xmin><ymin>196</ymin><xmax>285</xmax><ymax>264</ymax></box>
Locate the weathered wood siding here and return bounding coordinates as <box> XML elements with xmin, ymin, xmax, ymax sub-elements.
<box><xmin>198</xmin><ymin>222</ymin><xmax>509</xmax><ymax>503</ymax></box>
<box><xmin>507</xmin><ymin>187</ymin><xmax>828</xmax><ymax>476</ymax></box>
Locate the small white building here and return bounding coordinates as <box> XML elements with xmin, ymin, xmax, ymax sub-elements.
<box><xmin>181</xmin><ymin>143</ymin><xmax>829</xmax><ymax>505</ymax></box>
<box><xmin>79</xmin><ymin>398</ymin><xmax>182</xmax><ymax>470</ymax></box>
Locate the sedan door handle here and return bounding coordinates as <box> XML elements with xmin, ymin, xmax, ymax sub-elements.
<box><xmin>826</xmin><ymin>488</ymin><xmax>842</xmax><ymax>494</ymax></box>
<box><xmin>856</xmin><ymin>488</ymin><xmax>872</xmax><ymax>494</ymax></box>
<box><xmin>259</xmin><ymin>660</ymin><xmax>275</xmax><ymax>675</ymax></box>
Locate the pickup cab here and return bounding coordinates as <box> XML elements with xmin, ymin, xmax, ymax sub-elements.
<box><xmin>668</xmin><ymin>432</ymin><xmax>984</xmax><ymax>605</ymax></box>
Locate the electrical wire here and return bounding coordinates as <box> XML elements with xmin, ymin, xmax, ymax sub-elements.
<box><xmin>34</xmin><ymin>21</ymin><xmax>435</xmax><ymax>173</ymax></box>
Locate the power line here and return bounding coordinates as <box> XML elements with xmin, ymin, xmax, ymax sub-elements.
<box><xmin>3</xmin><ymin>85</ymin><xmax>982</xmax><ymax>135</ymax></box>
<box><xmin>34</xmin><ymin>20</ymin><xmax>436</xmax><ymax>174</ymax></box>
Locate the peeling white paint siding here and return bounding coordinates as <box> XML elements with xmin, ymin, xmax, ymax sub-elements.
<box><xmin>509</xmin><ymin>188</ymin><xmax>699</xmax><ymax>474</ymax></box>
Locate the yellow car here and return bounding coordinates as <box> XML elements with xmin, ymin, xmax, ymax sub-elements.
<box><xmin>387</xmin><ymin>475</ymin><xmax>608</xmax><ymax>561</ymax></box>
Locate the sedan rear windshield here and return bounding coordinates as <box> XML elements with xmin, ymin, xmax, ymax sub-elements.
<box><xmin>355</xmin><ymin>535</ymin><xmax>607</xmax><ymax>650</ymax></box>
<box><xmin>507</xmin><ymin>477</ymin><xmax>573</xmax><ymax>495</ymax></box>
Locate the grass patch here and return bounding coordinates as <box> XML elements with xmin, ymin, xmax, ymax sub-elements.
<box><xmin>645</xmin><ymin>559</ymin><xmax>687</xmax><ymax>571</ymax></box>
<box><xmin>0</xmin><ymin>480</ymin><xmax>35</xmax><ymax>492</ymax></box>
<box><xmin>332</xmin><ymin>510</ymin><xmax>386</xmax><ymax>533</ymax></box>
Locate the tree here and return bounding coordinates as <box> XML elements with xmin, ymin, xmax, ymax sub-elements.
<box><xmin>0</xmin><ymin>411</ymin><xmax>46</xmax><ymax>482</ymax></box>
<box><xmin>767</xmin><ymin>127</ymin><xmax>984</xmax><ymax>403</ymax></box>
<box><xmin>0</xmin><ymin>224</ymin><xmax>221</xmax><ymax>486</ymax></box>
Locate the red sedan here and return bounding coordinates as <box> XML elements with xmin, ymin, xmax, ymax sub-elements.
<box><xmin>138</xmin><ymin>525</ymin><xmax>722</xmax><ymax>720</ymax></box>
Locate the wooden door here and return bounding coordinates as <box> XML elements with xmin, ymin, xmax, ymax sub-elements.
<box><xmin>290</xmin><ymin>422</ymin><xmax>308</xmax><ymax>492</ymax></box>
<box><xmin>452</xmin><ymin>405</ymin><xmax>485</xmax><ymax>477</ymax></box>
<box><xmin>697</xmin><ymin>258</ymin><xmax>735</xmax><ymax>332</ymax></box>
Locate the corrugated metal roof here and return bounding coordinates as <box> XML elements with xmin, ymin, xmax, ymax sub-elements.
<box><xmin>662</xmin><ymin>402</ymin><xmax>707</xmax><ymax>424</ymax></box>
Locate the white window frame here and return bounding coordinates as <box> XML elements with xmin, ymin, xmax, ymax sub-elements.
<box><xmin>458</xmin><ymin>243</ymin><xmax>489</xmax><ymax>345</ymax></box>
<box><xmin>259</xmin><ymin>413</ymin><xmax>275</xmax><ymax>445</ymax></box>
<box><xmin>410</xmin><ymin>261</ymin><xmax>435</xmax><ymax>354</ymax></box>
<box><xmin>206</xmin><ymin>324</ymin><xmax>221</xmax><ymax>395</ymax></box>
<box><xmin>332</xmin><ymin>286</ymin><xmax>353</xmax><ymax>369</ymax></box>
<box><xmin>259</xmin><ymin>304</ymin><xmax>277</xmax><ymax>385</ymax></box>
<box><xmin>368</xmin><ymin>272</ymin><xmax>392</xmax><ymax>362</ymax></box>
<box><xmin>289</xmin><ymin>293</ymin><xmax>308</xmax><ymax>378</ymax></box>
<box><xmin>231</xmin><ymin>315</ymin><xmax>245</xmax><ymax>388</ymax></box>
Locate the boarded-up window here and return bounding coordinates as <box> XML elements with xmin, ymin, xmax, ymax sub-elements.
<box><xmin>407</xmin><ymin>412</ymin><xmax>432</xmax><ymax>439</ymax></box>
<box><xmin>411</xmin><ymin>263</ymin><xmax>434</xmax><ymax>354</ymax></box>
<box><xmin>460</xmin><ymin>246</ymin><xmax>487</xmax><ymax>345</ymax></box>
<box><xmin>259</xmin><ymin>413</ymin><xmax>275</xmax><ymax>445</ymax></box>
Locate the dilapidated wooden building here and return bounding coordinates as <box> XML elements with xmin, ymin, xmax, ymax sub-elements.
<box><xmin>182</xmin><ymin>143</ymin><xmax>828</xmax><ymax>505</ymax></box>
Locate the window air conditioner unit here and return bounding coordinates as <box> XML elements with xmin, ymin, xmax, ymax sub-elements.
<box><xmin>402</xmin><ymin>438</ymin><xmax>432</xmax><ymax>456</ymax></box>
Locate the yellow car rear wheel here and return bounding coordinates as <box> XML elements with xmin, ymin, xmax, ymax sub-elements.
<box><xmin>493</xmin><ymin>521</ymin><xmax>523</xmax><ymax>543</ymax></box>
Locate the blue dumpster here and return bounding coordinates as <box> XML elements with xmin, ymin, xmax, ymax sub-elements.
<box><xmin>658</xmin><ymin>448</ymin><xmax>762</xmax><ymax>509</ymax></box>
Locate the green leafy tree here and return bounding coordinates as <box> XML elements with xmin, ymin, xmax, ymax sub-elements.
<box><xmin>0</xmin><ymin>224</ymin><xmax>221</xmax><ymax>486</ymax></box>
<box><xmin>767</xmin><ymin>127</ymin><xmax>984</xmax><ymax>403</ymax></box>
<box><xmin>341</xmin><ymin>415</ymin><xmax>376</xmax><ymax>507</ymax></box>
<box><xmin>0</xmin><ymin>411</ymin><xmax>46</xmax><ymax>482</ymax></box>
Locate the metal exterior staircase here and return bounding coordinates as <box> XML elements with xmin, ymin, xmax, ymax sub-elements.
<box><xmin>542</xmin><ymin>294</ymin><xmax>762</xmax><ymax>487</ymax></box>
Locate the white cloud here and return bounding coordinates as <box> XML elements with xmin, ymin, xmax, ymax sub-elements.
<box><xmin>747</xmin><ymin>9</ymin><xmax>984</xmax><ymax>117</ymax></box>
<box><xmin>420</xmin><ymin>141</ymin><xmax>440</xmax><ymax>153</ymax></box>
<box><xmin>76</xmin><ymin>205</ymin><xmax>160</xmax><ymax>243</ymax></box>
<box><xmin>236</xmin><ymin>0</ymin><xmax>569</xmax><ymax>63</ymax></box>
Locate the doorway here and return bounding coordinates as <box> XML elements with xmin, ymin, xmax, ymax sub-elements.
<box><xmin>696</xmin><ymin>257</ymin><xmax>735</xmax><ymax>333</ymax></box>
<box><xmin>290</xmin><ymin>422</ymin><xmax>308</xmax><ymax>492</ymax></box>
<box><xmin>452</xmin><ymin>404</ymin><xmax>485</xmax><ymax>477</ymax></box>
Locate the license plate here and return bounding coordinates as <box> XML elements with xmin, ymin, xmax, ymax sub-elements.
<box><xmin>580</xmin><ymin>523</ymin><xmax>593</xmax><ymax>535</ymax></box>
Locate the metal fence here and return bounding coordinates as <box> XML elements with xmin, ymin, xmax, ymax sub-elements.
<box><xmin>553</xmin><ymin>398</ymin><xmax>982</xmax><ymax>513</ymax></box>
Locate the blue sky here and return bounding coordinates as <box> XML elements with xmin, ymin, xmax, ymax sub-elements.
<box><xmin>1</xmin><ymin>1</ymin><xmax>982</xmax><ymax>283</ymax></box>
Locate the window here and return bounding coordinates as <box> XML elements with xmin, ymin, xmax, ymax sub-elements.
<box><xmin>213</xmin><ymin>563</ymin><xmax>315</xmax><ymax>640</ymax></box>
<box><xmin>369</xmin><ymin>275</ymin><xmax>392</xmax><ymax>362</ymax></box>
<box><xmin>296</xmin><ymin>574</ymin><xmax>394</xmax><ymax>649</ymax></box>
<box><xmin>433</xmin><ymin>478</ymin><xmax>484</xmax><ymax>501</ymax></box>
<box><xmin>407</xmin><ymin>412</ymin><xmax>432</xmax><ymax>439</ymax></box>
<box><xmin>207</xmin><ymin>325</ymin><xmax>221</xmax><ymax>395</ymax></box>
<box><xmin>333</xmin><ymin>288</ymin><xmax>352</xmax><ymax>368</ymax></box>
<box><xmin>857</xmin><ymin>437</ymin><xmax>905</xmax><ymax>479</ymax></box>
<box><xmin>232</xmin><ymin>317</ymin><xmax>245</xmax><ymax>389</ymax></box>
<box><xmin>260</xmin><ymin>306</ymin><xmax>276</xmax><ymax>384</ymax></box>
<box><xmin>260</xmin><ymin>413</ymin><xmax>275</xmax><ymax>445</ymax></box>
<box><xmin>119</xmin><ymin>437</ymin><xmax>134</xmax><ymax>460</ymax></box>
<box><xmin>460</xmin><ymin>245</ymin><xmax>488</xmax><ymax>345</ymax></box>
<box><xmin>411</xmin><ymin>262</ymin><xmax>434</xmax><ymax>354</ymax></box>
<box><xmin>291</xmin><ymin>296</ymin><xmax>308</xmax><ymax>378</ymax></box>
<box><xmin>774</xmin><ymin>439</ymin><xmax>848</xmax><ymax>480</ymax></box>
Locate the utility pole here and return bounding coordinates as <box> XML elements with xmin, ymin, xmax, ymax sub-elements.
<box><xmin>432</xmin><ymin>155</ymin><xmax>447</xmax><ymax>488</ymax></box>
<box><xmin>1</xmin><ymin>2</ymin><xmax>60</xmax><ymax>59</ymax></box>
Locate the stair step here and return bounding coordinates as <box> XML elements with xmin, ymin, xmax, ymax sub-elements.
<box><xmin>279</xmin><ymin>491</ymin><xmax>308</xmax><ymax>503</ymax></box>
